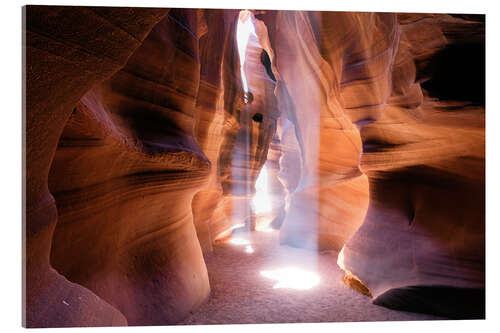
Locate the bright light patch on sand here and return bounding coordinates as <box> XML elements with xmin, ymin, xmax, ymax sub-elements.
<box><xmin>229</xmin><ymin>238</ymin><xmax>250</xmax><ymax>246</ymax></box>
<box><xmin>228</xmin><ymin>239</ymin><xmax>254</xmax><ymax>254</ymax></box>
<box><xmin>236</xmin><ymin>10</ymin><xmax>256</xmax><ymax>92</ymax></box>
<box><xmin>245</xmin><ymin>245</ymin><xmax>254</xmax><ymax>254</ymax></box>
<box><xmin>252</xmin><ymin>165</ymin><xmax>272</xmax><ymax>214</ymax></box>
<box><xmin>260</xmin><ymin>267</ymin><xmax>320</xmax><ymax>290</ymax></box>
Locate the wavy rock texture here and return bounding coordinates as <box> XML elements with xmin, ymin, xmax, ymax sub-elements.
<box><xmin>341</xmin><ymin>14</ymin><xmax>485</xmax><ymax>318</ymax></box>
<box><xmin>258</xmin><ymin>11</ymin><xmax>484</xmax><ymax>317</ymax></box>
<box><xmin>24</xmin><ymin>6</ymin><xmax>168</xmax><ymax>327</ymax></box>
<box><xmin>191</xmin><ymin>9</ymin><xmax>239</xmax><ymax>252</ymax></box>
<box><xmin>257</xmin><ymin>11</ymin><xmax>372</xmax><ymax>251</ymax></box>
<box><xmin>47</xmin><ymin>9</ymin><xmax>245</xmax><ymax>326</ymax></box>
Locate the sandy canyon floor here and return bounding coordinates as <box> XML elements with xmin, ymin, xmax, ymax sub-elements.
<box><xmin>178</xmin><ymin>227</ymin><xmax>444</xmax><ymax>325</ymax></box>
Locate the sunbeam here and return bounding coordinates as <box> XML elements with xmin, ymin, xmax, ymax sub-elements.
<box><xmin>236</xmin><ymin>10</ymin><xmax>256</xmax><ymax>93</ymax></box>
<box><xmin>252</xmin><ymin>164</ymin><xmax>272</xmax><ymax>215</ymax></box>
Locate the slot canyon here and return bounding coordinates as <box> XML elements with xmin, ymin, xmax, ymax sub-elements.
<box><xmin>23</xmin><ymin>6</ymin><xmax>485</xmax><ymax>328</ymax></box>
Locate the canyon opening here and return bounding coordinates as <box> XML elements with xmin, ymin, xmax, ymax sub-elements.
<box><xmin>23</xmin><ymin>5</ymin><xmax>485</xmax><ymax>328</ymax></box>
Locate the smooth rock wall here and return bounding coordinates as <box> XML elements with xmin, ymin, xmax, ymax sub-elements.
<box><xmin>24</xmin><ymin>6</ymin><xmax>167</xmax><ymax>327</ymax></box>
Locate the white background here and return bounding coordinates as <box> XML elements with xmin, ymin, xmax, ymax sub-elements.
<box><xmin>1</xmin><ymin>0</ymin><xmax>498</xmax><ymax>332</ymax></box>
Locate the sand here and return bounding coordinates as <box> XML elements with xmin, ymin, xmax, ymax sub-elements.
<box><xmin>178</xmin><ymin>228</ymin><xmax>445</xmax><ymax>325</ymax></box>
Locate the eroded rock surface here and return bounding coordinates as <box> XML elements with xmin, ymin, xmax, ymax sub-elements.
<box><xmin>47</xmin><ymin>9</ymin><xmax>241</xmax><ymax>326</ymax></box>
<box><xmin>343</xmin><ymin>14</ymin><xmax>485</xmax><ymax>319</ymax></box>
<box><xmin>24</xmin><ymin>5</ymin><xmax>168</xmax><ymax>327</ymax></box>
<box><xmin>257</xmin><ymin>10</ymin><xmax>484</xmax><ymax>318</ymax></box>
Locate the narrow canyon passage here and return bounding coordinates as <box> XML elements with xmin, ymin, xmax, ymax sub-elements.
<box><xmin>24</xmin><ymin>7</ymin><xmax>484</xmax><ymax>327</ymax></box>
<box><xmin>179</xmin><ymin>225</ymin><xmax>444</xmax><ymax>324</ymax></box>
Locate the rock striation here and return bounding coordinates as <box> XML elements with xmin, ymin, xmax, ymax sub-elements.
<box><xmin>46</xmin><ymin>9</ymin><xmax>255</xmax><ymax>326</ymax></box>
<box><xmin>343</xmin><ymin>14</ymin><xmax>485</xmax><ymax>319</ymax></box>
<box><xmin>257</xmin><ymin>10</ymin><xmax>484</xmax><ymax>318</ymax></box>
<box><xmin>257</xmin><ymin>11</ymin><xmax>373</xmax><ymax>251</ymax></box>
<box><xmin>24</xmin><ymin>5</ymin><xmax>168</xmax><ymax>327</ymax></box>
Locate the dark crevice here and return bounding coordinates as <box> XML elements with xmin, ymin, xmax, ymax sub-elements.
<box><xmin>448</xmin><ymin>14</ymin><xmax>485</xmax><ymax>23</ymax></box>
<box><xmin>260</xmin><ymin>50</ymin><xmax>276</xmax><ymax>82</ymax></box>
<box><xmin>373</xmin><ymin>285</ymin><xmax>485</xmax><ymax>319</ymax></box>
<box><xmin>362</xmin><ymin>139</ymin><xmax>401</xmax><ymax>153</ymax></box>
<box><xmin>252</xmin><ymin>113</ymin><xmax>263</xmax><ymax>123</ymax></box>
<box><xmin>420</xmin><ymin>43</ymin><xmax>485</xmax><ymax>105</ymax></box>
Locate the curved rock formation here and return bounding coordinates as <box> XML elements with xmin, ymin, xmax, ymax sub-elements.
<box><xmin>257</xmin><ymin>11</ymin><xmax>372</xmax><ymax>251</ymax></box>
<box><xmin>257</xmin><ymin>10</ymin><xmax>484</xmax><ymax>317</ymax></box>
<box><xmin>341</xmin><ymin>14</ymin><xmax>485</xmax><ymax>319</ymax></box>
<box><xmin>191</xmin><ymin>9</ymin><xmax>239</xmax><ymax>252</ymax></box>
<box><xmin>47</xmin><ymin>9</ymin><xmax>242</xmax><ymax>325</ymax></box>
<box><xmin>28</xmin><ymin>6</ymin><xmax>277</xmax><ymax>326</ymax></box>
<box><xmin>24</xmin><ymin>5</ymin><xmax>168</xmax><ymax>327</ymax></box>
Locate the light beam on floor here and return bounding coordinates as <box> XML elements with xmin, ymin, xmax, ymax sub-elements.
<box><xmin>260</xmin><ymin>267</ymin><xmax>320</xmax><ymax>290</ymax></box>
<box><xmin>229</xmin><ymin>238</ymin><xmax>250</xmax><ymax>246</ymax></box>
